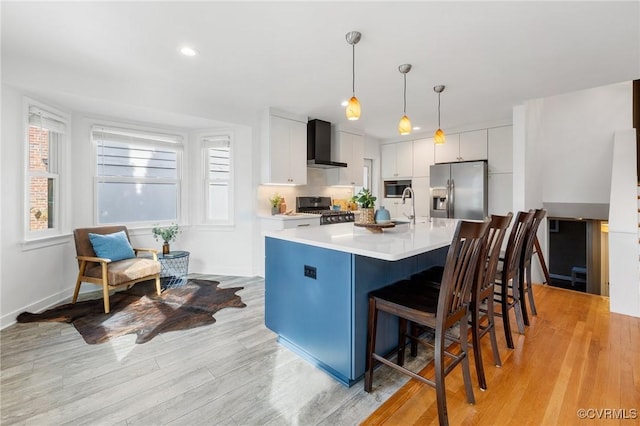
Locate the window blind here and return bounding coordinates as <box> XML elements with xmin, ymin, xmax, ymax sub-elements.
<box><xmin>28</xmin><ymin>106</ymin><xmax>66</xmax><ymax>134</ymax></box>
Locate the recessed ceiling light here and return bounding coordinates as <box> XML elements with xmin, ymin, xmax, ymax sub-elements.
<box><xmin>180</xmin><ymin>46</ymin><xmax>198</xmax><ymax>57</ymax></box>
<box><xmin>340</xmin><ymin>100</ymin><xmax>349</xmax><ymax>107</ymax></box>
<box><xmin>413</xmin><ymin>126</ymin><xmax>421</xmax><ymax>130</ymax></box>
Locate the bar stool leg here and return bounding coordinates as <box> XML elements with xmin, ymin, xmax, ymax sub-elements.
<box><xmin>364</xmin><ymin>297</ymin><xmax>378</xmax><ymax>393</ymax></box>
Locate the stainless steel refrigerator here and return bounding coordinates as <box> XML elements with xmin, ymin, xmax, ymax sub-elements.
<box><xmin>429</xmin><ymin>161</ymin><xmax>488</xmax><ymax>220</ymax></box>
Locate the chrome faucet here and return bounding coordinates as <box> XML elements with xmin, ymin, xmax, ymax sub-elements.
<box><xmin>401</xmin><ymin>186</ymin><xmax>416</xmax><ymax>225</ymax></box>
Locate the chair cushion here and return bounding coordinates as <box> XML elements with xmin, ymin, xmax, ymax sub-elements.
<box><xmin>88</xmin><ymin>230</ymin><xmax>135</xmax><ymax>262</ymax></box>
<box><xmin>85</xmin><ymin>258</ymin><xmax>160</xmax><ymax>285</ymax></box>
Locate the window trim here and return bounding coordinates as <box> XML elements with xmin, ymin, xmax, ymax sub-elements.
<box><xmin>23</xmin><ymin>98</ymin><xmax>70</xmax><ymax>242</ymax></box>
<box><xmin>91</xmin><ymin>122</ymin><xmax>185</xmax><ymax>227</ymax></box>
<box><xmin>201</xmin><ymin>131</ymin><xmax>234</xmax><ymax>226</ymax></box>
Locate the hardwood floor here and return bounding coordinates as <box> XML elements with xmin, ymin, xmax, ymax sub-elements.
<box><xmin>363</xmin><ymin>284</ymin><xmax>640</xmax><ymax>426</ymax></box>
<box><xmin>0</xmin><ymin>274</ymin><xmax>429</xmax><ymax>425</ymax></box>
<box><xmin>2</xmin><ymin>277</ymin><xmax>638</xmax><ymax>425</ymax></box>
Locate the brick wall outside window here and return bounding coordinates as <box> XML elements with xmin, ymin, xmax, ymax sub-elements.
<box><xmin>29</xmin><ymin>126</ymin><xmax>50</xmax><ymax>231</ymax></box>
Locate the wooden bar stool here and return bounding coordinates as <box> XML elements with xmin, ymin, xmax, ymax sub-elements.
<box><xmin>494</xmin><ymin>210</ymin><xmax>535</xmax><ymax>349</ymax></box>
<box><xmin>364</xmin><ymin>220</ymin><xmax>489</xmax><ymax>426</ymax></box>
<box><xmin>519</xmin><ymin>208</ymin><xmax>547</xmax><ymax>325</ymax></box>
<box><xmin>409</xmin><ymin>213</ymin><xmax>513</xmax><ymax>390</ymax></box>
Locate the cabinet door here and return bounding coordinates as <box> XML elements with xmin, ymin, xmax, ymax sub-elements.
<box><xmin>488</xmin><ymin>173</ymin><xmax>513</xmax><ymax>216</ymax></box>
<box><xmin>411</xmin><ymin>177</ymin><xmax>430</xmax><ymax>217</ymax></box>
<box><xmin>381</xmin><ymin>198</ymin><xmax>400</xmax><ymax>218</ymax></box>
<box><xmin>269</xmin><ymin>115</ymin><xmax>293</xmax><ymax>184</ymax></box>
<box><xmin>265</xmin><ymin>238</ymin><xmax>352</xmax><ymax>378</ymax></box>
<box><xmin>327</xmin><ymin>131</ymin><xmax>364</xmax><ymax>186</ymax></box>
<box><xmin>434</xmin><ymin>133</ymin><xmax>460</xmax><ymax>163</ymax></box>
<box><xmin>412</xmin><ymin>138</ymin><xmax>435</xmax><ymax>177</ymax></box>
<box><xmin>288</xmin><ymin>119</ymin><xmax>308</xmax><ymax>184</ymax></box>
<box><xmin>282</xmin><ymin>217</ymin><xmax>321</xmax><ymax>228</ymax></box>
<box><xmin>395</xmin><ymin>141</ymin><xmax>413</xmax><ymax>177</ymax></box>
<box><xmin>488</xmin><ymin>126</ymin><xmax>513</xmax><ymax>173</ymax></box>
<box><xmin>349</xmin><ymin>132</ymin><xmax>364</xmax><ymax>186</ymax></box>
<box><xmin>459</xmin><ymin>129</ymin><xmax>487</xmax><ymax>162</ymax></box>
<box><xmin>381</xmin><ymin>144</ymin><xmax>397</xmax><ymax>179</ymax></box>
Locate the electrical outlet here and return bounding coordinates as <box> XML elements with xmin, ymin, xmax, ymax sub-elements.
<box><xmin>304</xmin><ymin>265</ymin><xmax>317</xmax><ymax>279</ymax></box>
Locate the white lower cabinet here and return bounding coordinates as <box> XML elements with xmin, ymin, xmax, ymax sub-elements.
<box><xmin>261</xmin><ymin>215</ymin><xmax>321</xmax><ymax>232</ymax></box>
<box><xmin>380</xmin><ymin>198</ymin><xmax>402</xmax><ymax>219</ymax></box>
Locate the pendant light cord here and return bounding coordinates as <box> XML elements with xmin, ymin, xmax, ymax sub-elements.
<box><xmin>437</xmin><ymin>92</ymin><xmax>441</xmax><ymax>127</ymax></box>
<box><xmin>352</xmin><ymin>44</ymin><xmax>356</xmax><ymax>96</ymax></box>
<box><xmin>403</xmin><ymin>74</ymin><xmax>407</xmax><ymax>114</ymax></box>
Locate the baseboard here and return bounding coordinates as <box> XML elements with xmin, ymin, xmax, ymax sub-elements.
<box><xmin>1</xmin><ymin>287</ymin><xmax>74</xmax><ymax>330</ymax></box>
<box><xmin>1</xmin><ymin>268</ymin><xmax>257</xmax><ymax>330</ymax></box>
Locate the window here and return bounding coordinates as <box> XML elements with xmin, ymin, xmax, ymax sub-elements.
<box><xmin>93</xmin><ymin>126</ymin><xmax>182</xmax><ymax>225</ymax></box>
<box><xmin>26</xmin><ymin>104</ymin><xmax>67</xmax><ymax>237</ymax></box>
<box><xmin>202</xmin><ymin>134</ymin><xmax>232</xmax><ymax>223</ymax></box>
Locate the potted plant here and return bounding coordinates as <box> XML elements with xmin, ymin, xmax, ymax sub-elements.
<box><xmin>152</xmin><ymin>223</ymin><xmax>180</xmax><ymax>255</ymax></box>
<box><xmin>351</xmin><ymin>188</ymin><xmax>377</xmax><ymax>224</ymax></box>
<box><xmin>269</xmin><ymin>193</ymin><xmax>283</xmax><ymax>215</ymax></box>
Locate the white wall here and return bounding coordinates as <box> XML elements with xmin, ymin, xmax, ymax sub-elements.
<box><xmin>537</xmin><ymin>83</ymin><xmax>630</xmax><ymax>203</ymax></box>
<box><xmin>514</xmin><ymin>81</ymin><xmax>635</xmax><ymax>316</ymax></box>
<box><xmin>1</xmin><ymin>85</ymin><xmax>258</xmax><ymax>328</ymax></box>
<box><xmin>608</xmin><ymin>129</ymin><xmax>639</xmax><ymax>317</ymax></box>
<box><xmin>1</xmin><ymin>86</ymin><xmax>78</xmax><ymax>328</ymax></box>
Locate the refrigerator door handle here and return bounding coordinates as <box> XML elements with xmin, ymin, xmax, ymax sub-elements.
<box><xmin>445</xmin><ymin>180</ymin><xmax>450</xmax><ymax>217</ymax></box>
<box><xmin>449</xmin><ymin>179</ymin><xmax>455</xmax><ymax>218</ymax></box>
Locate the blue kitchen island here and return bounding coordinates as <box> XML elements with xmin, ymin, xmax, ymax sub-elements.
<box><xmin>264</xmin><ymin>219</ymin><xmax>459</xmax><ymax>386</ymax></box>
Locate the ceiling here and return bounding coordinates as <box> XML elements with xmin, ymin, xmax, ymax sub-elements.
<box><xmin>2</xmin><ymin>1</ymin><xmax>638</xmax><ymax>140</ymax></box>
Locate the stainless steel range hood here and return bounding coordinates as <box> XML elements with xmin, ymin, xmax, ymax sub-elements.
<box><xmin>307</xmin><ymin>119</ymin><xmax>347</xmax><ymax>168</ymax></box>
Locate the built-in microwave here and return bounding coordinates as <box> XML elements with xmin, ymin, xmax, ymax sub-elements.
<box><xmin>383</xmin><ymin>180</ymin><xmax>412</xmax><ymax>198</ymax></box>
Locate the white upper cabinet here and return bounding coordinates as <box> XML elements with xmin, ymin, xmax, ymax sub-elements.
<box><xmin>327</xmin><ymin>129</ymin><xmax>364</xmax><ymax>186</ymax></box>
<box><xmin>262</xmin><ymin>109</ymin><xmax>307</xmax><ymax>185</ymax></box>
<box><xmin>434</xmin><ymin>130</ymin><xmax>488</xmax><ymax>163</ymax></box>
<box><xmin>381</xmin><ymin>141</ymin><xmax>413</xmax><ymax>179</ymax></box>
<box><xmin>488</xmin><ymin>125</ymin><xmax>513</xmax><ymax>173</ymax></box>
<box><xmin>434</xmin><ymin>133</ymin><xmax>460</xmax><ymax>163</ymax></box>
<box><xmin>412</xmin><ymin>137</ymin><xmax>435</xmax><ymax>177</ymax></box>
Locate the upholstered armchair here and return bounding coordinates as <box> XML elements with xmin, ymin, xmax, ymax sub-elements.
<box><xmin>72</xmin><ymin>226</ymin><xmax>161</xmax><ymax>313</ymax></box>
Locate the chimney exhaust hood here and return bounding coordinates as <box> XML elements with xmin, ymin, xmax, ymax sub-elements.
<box><xmin>307</xmin><ymin>119</ymin><xmax>347</xmax><ymax>168</ymax></box>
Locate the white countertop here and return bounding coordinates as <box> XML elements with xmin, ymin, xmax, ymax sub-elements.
<box><xmin>263</xmin><ymin>218</ymin><xmax>460</xmax><ymax>261</ymax></box>
<box><xmin>258</xmin><ymin>213</ymin><xmax>322</xmax><ymax>221</ymax></box>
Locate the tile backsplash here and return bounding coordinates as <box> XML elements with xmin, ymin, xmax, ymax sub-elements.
<box><xmin>257</xmin><ymin>168</ymin><xmax>355</xmax><ymax>215</ymax></box>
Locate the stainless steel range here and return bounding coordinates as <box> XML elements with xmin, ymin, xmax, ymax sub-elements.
<box><xmin>296</xmin><ymin>196</ymin><xmax>355</xmax><ymax>225</ymax></box>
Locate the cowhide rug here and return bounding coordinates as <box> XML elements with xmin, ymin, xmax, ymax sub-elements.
<box><xmin>16</xmin><ymin>279</ymin><xmax>246</xmax><ymax>344</ymax></box>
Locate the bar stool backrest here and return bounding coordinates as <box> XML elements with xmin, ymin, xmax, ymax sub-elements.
<box><xmin>503</xmin><ymin>210</ymin><xmax>535</xmax><ymax>283</ymax></box>
<box><xmin>438</xmin><ymin>220</ymin><xmax>490</xmax><ymax>331</ymax></box>
<box><xmin>521</xmin><ymin>209</ymin><xmax>547</xmax><ymax>268</ymax></box>
<box><xmin>478</xmin><ymin>213</ymin><xmax>513</xmax><ymax>296</ymax></box>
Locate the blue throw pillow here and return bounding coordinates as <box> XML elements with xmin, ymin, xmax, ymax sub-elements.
<box><xmin>88</xmin><ymin>230</ymin><xmax>136</xmax><ymax>262</ymax></box>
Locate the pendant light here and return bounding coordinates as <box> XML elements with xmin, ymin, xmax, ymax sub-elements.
<box><xmin>345</xmin><ymin>31</ymin><xmax>362</xmax><ymax>120</ymax></box>
<box><xmin>434</xmin><ymin>85</ymin><xmax>446</xmax><ymax>144</ymax></box>
<box><xmin>398</xmin><ymin>64</ymin><xmax>412</xmax><ymax>135</ymax></box>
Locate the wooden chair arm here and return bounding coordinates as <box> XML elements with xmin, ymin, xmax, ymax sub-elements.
<box><xmin>76</xmin><ymin>255</ymin><xmax>111</xmax><ymax>264</ymax></box>
<box><xmin>133</xmin><ymin>248</ymin><xmax>158</xmax><ymax>261</ymax></box>
<box><xmin>133</xmin><ymin>248</ymin><xmax>158</xmax><ymax>254</ymax></box>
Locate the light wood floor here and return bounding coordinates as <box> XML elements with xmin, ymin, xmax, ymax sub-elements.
<box><xmin>2</xmin><ymin>277</ymin><xmax>638</xmax><ymax>425</ymax></box>
<box><xmin>1</xmin><ymin>274</ymin><xmax>431</xmax><ymax>425</ymax></box>
<box><xmin>363</xmin><ymin>284</ymin><xmax>640</xmax><ymax>426</ymax></box>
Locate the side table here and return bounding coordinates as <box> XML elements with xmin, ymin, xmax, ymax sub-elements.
<box><xmin>157</xmin><ymin>251</ymin><xmax>190</xmax><ymax>289</ymax></box>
